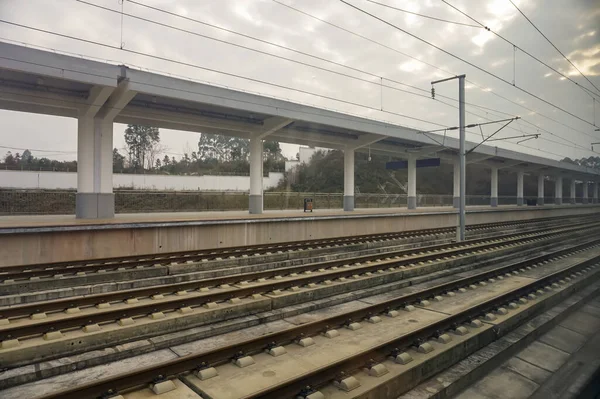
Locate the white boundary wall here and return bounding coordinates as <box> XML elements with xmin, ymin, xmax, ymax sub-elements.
<box><xmin>0</xmin><ymin>170</ymin><xmax>284</xmax><ymax>191</ymax></box>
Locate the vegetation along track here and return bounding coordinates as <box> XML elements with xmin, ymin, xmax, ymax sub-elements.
<box><xmin>33</xmin><ymin>231</ymin><xmax>600</xmax><ymax>399</ymax></box>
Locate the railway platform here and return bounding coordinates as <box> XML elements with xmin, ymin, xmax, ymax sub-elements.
<box><xmin>1</xmin><ymin>204</ymin><xmax>599</xmax><ymax>267</ymax></box>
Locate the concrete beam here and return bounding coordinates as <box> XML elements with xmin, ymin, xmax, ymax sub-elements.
<box><xmin>466</xmin><ymin>154</ymin><xmax>495</xmax><ymax>165</ymax></box>
<box><xmin>0</xmin><ymin>99</ymin><xmax>77</xmax><ymax>118</ymax></box>
<box><xmin>347</xmin><ymin>133</ymin><xmax>388</xmax><ymax>150</ymax></box>
<box><xmin>253</xmin><ymin>117</ymin><xmax>294</xmax><ymax>140</ymax></box>
<box><xmin>0</xmin><ymin>86</ymin><xmax>84</xmax><ymax>111</ymax></box>
<box><xmin>80</xmin><ymin>86</ymin><xmax>115</xmax><ymax>119</ymax></box>
<box><xmin>96</xmin><ymin>80</ymin><xmax>137</xmax><ymax>122</ymax></box>
<box><xmin>479</xmin><ymin>159</ymin><xmax>522</xmax><ymax>170</ymax></box>
<box><xmin>403</xmin><ymin>145</ymin><xmax>442</xmax><ymax>158</ymax></box>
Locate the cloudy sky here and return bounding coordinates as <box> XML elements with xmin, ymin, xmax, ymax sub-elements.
<box><xmin>0</xmin><ymin>0</ymin><xmax>599</xmax><ymax>162</ymax></box>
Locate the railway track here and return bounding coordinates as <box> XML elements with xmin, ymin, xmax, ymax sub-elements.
<box><xmin>33</xmin><ymin>232</ymin><xmax>600</xmax><ymax>399</ymax></box>
<box><xmin>1</xmin><ymin>220</ymin><xmax>599</xmax><ymax>346</ymax></box>
<box><xmin>0</xmin><ymin>215</ymin><xmax>592</xmax><ymax>282</ymax></box>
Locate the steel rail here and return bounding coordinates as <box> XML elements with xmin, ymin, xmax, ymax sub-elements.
<box><xmin>0</xmin><ymin>222</ymin><xmax>596</xmax><ymax>341</ymax></box>
<box><xmin>255</xmin><ymin>253</ymin><xmax>600</xmax><ymax>399</ymax></box>
<box><xmin>0</xmin><ymin>215</ymin><xmax>594</xmax><ymax>283</ymax></box>
<box><xmin>0</xmin><ymin>222</ymin><xmax>595</xmax><ymax>342</ymax></box>
<box><xmin>35</xmin><ymin>236</ymin><xmax>600</xmax><ymax>399</ymax></box>
<box><xmin>0</xmin><ymin>215</ymin><xmax>586</xmax><ymax>279</ymax></box>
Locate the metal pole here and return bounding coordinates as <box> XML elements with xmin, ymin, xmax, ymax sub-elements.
<box><xmin>431</xmin><ymin>74</ymin><xmax>466</xmax><ymax>241</ymax></box>
<box><xmin>458</xmin><ymin>75</ymin><xmax>466</xmax><ymax>241</ymax></box>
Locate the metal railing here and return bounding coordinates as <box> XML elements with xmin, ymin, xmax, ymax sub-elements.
<box><xmin>0</xmin><ymin>190</ymin><xmax>592</xmax><ymax>215</ymax></box>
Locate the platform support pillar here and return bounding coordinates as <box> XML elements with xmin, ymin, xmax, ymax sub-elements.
<box><xmin>555</xmin><ymin>177</ymin><xmax>563</xmax><ymax>205</ymax></box>
<box><xmin>249</xmin><ymin>137</ymin><xmax>263</xmax><ymax>214</ymax></box>
<box><xmin>570</xmin><ymin>179</ymin><xmax>576</xmax><ymax>204</ymax></box>
<box><xmin>453</xmin><ymin>158</ymin><xmax>460</xmax><ymax>208</ymax></box>
<box><xmin>583</xmin><ymin>181</ymin><xmax>589</xmax><ymax>204</ymax></box>
<box><xmin>516</xmin><ymin>170</ymin><xmax>524</xmax><ymax>206</ymax></box>
<box><xmin>76</xmin><ymin>82</ymin><xmax>135</xmax><ymax>219</ymax></box>
<box><xmin>537</xmin><ymin>174</ymin><xmax>545</xmax><ymax>206</ymax></box>
<box><xmin>76</xmin><ymin>117</ymin><xmax>115</xmax><ymax>219</ymax></box>
<box><xmin>407</xmin><ymin>155</ymin><xmax>417</xmax><ymax>209</ymax></box>
<box><xmin>490</xmin><ymin>166</ymin><xmax>498</xmax><ymax>207</ymax></box>
<box><xmin>594</xmin><ymin>181</ymin><xmax>599</xmax><ymax>204</ymax></box>
<box><xmin>343</xmin><ymin>149</ymin><xmax>355</xmax><ymax>211</ymax></box>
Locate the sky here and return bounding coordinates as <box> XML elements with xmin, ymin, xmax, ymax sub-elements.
<box><xmin>0</xmin><ymin>0</ymin><xmax>599</xmax><ymax>162</ymax></box>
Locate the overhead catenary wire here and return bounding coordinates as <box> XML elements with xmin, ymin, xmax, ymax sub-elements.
<box><xmin>0</xmin><ymin>145</ymin><xmax>76</xmax><ymax>154</ymax></box>
<box><xmin>75</xmin><ymin>0</ymin><xmax>439</xmax><ymax>104</ymax></box>
<box><xmin>508</xmin><ymin>0</ymin><xmax>600</xmax><ymax>96</ymax></box>
<box><xmin>339</xmin><ymin>0</ymin><xmax>596</xmax><ymax>127</ymax></box>
<box><xmin>0</xmin><ymin>20</ymin><xmax>595</xmax><ymax>160</ymax></box>
<box><xmin>363</xmin><ymin>0</ymin><xmax>480</xmax><ymax>28</ymax></box>
<box><xmin>271</xmin><ymin>0</ymin><xmax>599</xmax><ymax>141</ymax></box>
<box><xmin>0</xmin><ymin>20</ymin><xmax>449</xmax><ymax>129</ymax></box>
<box><xmin>441</xmin><ymin>0</ymin><xmax>600</xmax><ymax>100</ymax></box>
<box><xmin>0</xmin><ymin>50</ymin><xmax>590</xmax><ymax>161</ymax></box>
<box><xmin>0</xmin><ymin>39</ymin><xmax>594</xmax><ymax>160</ymax></box>
<box><xmin>115</xmin><ymin>0</ymin><xmax>598</xmax><ymax>149</ymax></box>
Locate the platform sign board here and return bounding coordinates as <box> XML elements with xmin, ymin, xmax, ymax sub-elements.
<box><xmin>385</xmin><ymin>158</ymin><xmax>441</xmax><ymax>170</ymax></box>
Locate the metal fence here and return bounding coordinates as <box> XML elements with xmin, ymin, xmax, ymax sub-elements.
<box><xmin>0</xmin><ymin>189</ymin><xmax>582</xmax><ymax>215</ymax></box>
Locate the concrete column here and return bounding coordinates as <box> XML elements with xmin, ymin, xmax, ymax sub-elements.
<box><xmin>516</xmin><ymin>170</ymin><xmax>524</xmax><ymax>206</ymax></box>
<box><xmin>537</xmin><ymin>174</ymin><xmax>545</xmax><ymax>206</ymax></box>
<box><xmin>583</xmin><ymin>181</ymin><xmax>589</xmax><ymax>204</ymax></box>
<box><xmin>75</xmin><ymin>116</ymin><xmax>115</xmax><ymax>219</ymax></box>
<box><xmin>249</xmin><ymin>137</ymin><xmax>263</xmax><ymax>214</ymax></box>
<box><xmin>453</xmin><ymin>158</ymin><xmax>460</xmax><ymax>208</ymax></box>
<box><xmin>343</xmin><ymin>149</ymin><xmax>355</xmax><ymax>211</ymax></box>
<box><xmin>570</xmin><ymin>179</ymin><xmax>576</xmax><ymax>204</ymax></box>
<box><xmin>407</xmin><ymin>156</ymin><xmax>417</xmax><ymax>209</ymax></box>
<box><xmin>555</xmin><ymin>177</ymin><xmax>562</xmax><ymax>205</ymax></box>
<box><xmin>490</xmin><ymin>167</ymin><xmax>498</xmax><ymax>207</ymax></box>
<box><xmin>594</xmin><ymin>181</ymin><xmax>599</xmax><ymax>204</ymax></box>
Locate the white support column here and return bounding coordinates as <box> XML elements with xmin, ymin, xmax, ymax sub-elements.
<box><xmin>490</xmin><ymin>167</ymin><xmax>498</xmax><ymax>207</ymax></box>
<box><xmin>537</xmin><ymin>174</ymin><xmax>545</xmax><ymax>206</ymax></box>
<box><xmin>249</xmin><ymin>137</ymin><xmax>263</xmax><ymax>214</ymax></box>
<box><xmin>407</xmin><ymin>155</ymin><xmax>417</xmax><ymax>209</ymax></box>
<box><xmin>555</xmin><ymin>177</ymin><xmax>563</xmax><ymax>205</ymax></box>
<box><xmin>570</xmin><ymin>179</ymin><xmax>576</xmax><ymax>204</ymax></box>
<box><xmin>516</xmin><ymin>170</ymin><xmax>524</xmax><ymax>206</ymax></box>
<box><xmin>76</xmin><ymin>116</ymin><xmax>116</xmax><ymax>218</ymax></box>
<box><xmin>76</xmin><ymin>81</ymin><xmax>135</xmax><ymax>219</ymax></box>
<box><xmin>453</xmin><ymin>158</ymin><xmax>460</xmax><ymax>208</ymax></box>
<box><xmin>594</xmin><ymin>181</ymin><xmax>599</xmax><ymax>204</ymax></box>
<box><xmin>343</xmin><ymin>149</ymin><xmax>355</xmax><ymax>211</ymax></box>
<box><xmin>583</xmin><ymin>181</ymin><xmax>589</xmax><ymax>204</ymax></box>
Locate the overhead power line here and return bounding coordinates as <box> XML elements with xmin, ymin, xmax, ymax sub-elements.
<box><xmin>1</xmin><ymin>43</ymin><xmax>591</xmax><ymax>161</ymax></box>
<box><xmin>0</xmin><ymin>145</ymin><xmax>76</xmax><ymax>153</ymax></box>
<box><xmin>363</xmin><ymin>0</ymin><xmax>480</xmax><ymax>28</ymax></box>
<box><xmin>441</xmin><ymin>0</ymin><xmax>600</xmax><ymax>99</ymax></box>
<box><xmin>339</xmin><ymin>0</ymin><xmax>596</xmax><ymax>127</ymax></box>
<box><xmin>508</xmin><ymin>0</ymin><xmax>600</xmax><ymax>96</ymax></box>
<box><xmin>0</xmin><ymin>19</ymin><xmax>450</xmax><ymax>129</ymax></box>
<box><xmin>123</xmin><ymin>0</ymin><xmax>525</xmax><ymax>121</ymax></box>
<box><xmin>76</xmin><ymin>0</ymin><xmax>438</xmax><ymax>103</ymax></box>
<box><xmin>271</xmin><ymin>0</ymin><xmax>598</xmax><ymax>142</ymax></box>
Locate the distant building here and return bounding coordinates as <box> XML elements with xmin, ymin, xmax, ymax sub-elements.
<box><xmin>285</xmin><ymin>146</ymin><xmax>318</xmax><ymax>172</ymax></box>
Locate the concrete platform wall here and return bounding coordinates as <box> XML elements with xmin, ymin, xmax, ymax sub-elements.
<box><xmin>1</xmin><ymin>205</ymin><xmax>599</xmax><ymax>267</ymax></box>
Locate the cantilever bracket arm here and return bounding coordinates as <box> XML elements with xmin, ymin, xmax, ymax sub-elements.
<box><xmin>465</xmin><ymin>117</ymin><xmax>520</xmax><ymax>155</ymax></box>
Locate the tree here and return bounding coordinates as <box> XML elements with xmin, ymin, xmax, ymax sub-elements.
<box><xmin>21</xmin><ymin>149</ymin><xmax>33</xmax><ymax>166</ymax></box>
<box><xmin>3</xmin><ymin>151</ymin><xmax>15</xmax><ymax>166</ymax></box>
<box><xmin>113</xmin><ymin>148</ymin><xmax>125</xmax><ymax>172</ymax></box>
<box><xmin>124</xmin><ymin>124</ymin><xmax>160</xmax><ymax>171</ymax></box>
